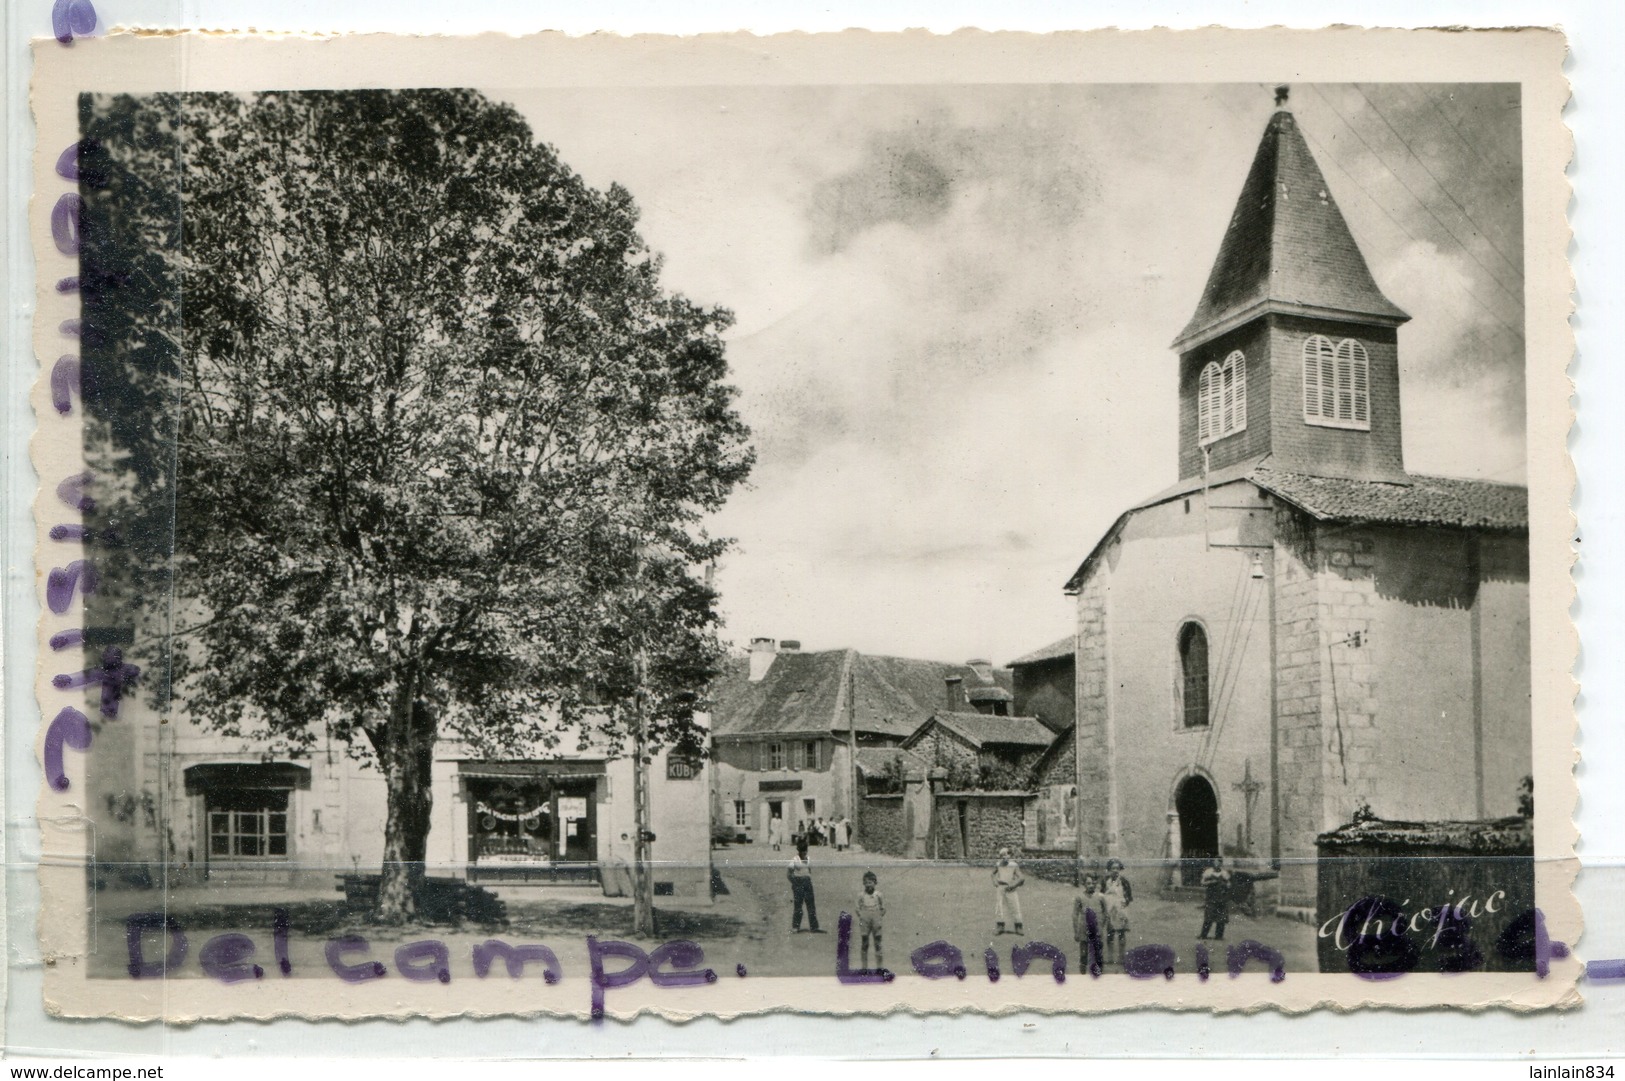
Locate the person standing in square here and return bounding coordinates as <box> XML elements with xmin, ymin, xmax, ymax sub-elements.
<box><xmin>1072</xmin><ymin>872</ymin><xmax>1104</xmax><ymax>974</ymax></box>
<box><xmin>992</xmin><ymin>847</ymin><xmax>1026</xmax><ymax>935</ymax></box>
<box><xmin>855</xmin><ymin>870</ymin><xmax>886</xmax><ymax>970</ymax></box>
<box><xmin>1100</xmin><ymin>857</ymin><xmax>1133</xmax><ymax>963</ymax></box>
<box><xmin>1198</xmin><ymin>856</ymin><xmax>1232</xmax><ymax>941</ymax></box>
<box><xmin>788</xmin><ymin>840</ymin><xmax>823</xmax><ymax>933</ymax></box>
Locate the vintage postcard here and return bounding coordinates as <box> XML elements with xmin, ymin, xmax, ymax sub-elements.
<box><xmin>30</xmin><ymin>28</ymin><xmax>1577</xmax><ymax>1020</ymax></box>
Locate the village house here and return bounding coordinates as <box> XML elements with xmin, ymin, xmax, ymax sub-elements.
<box><xmin>901</xmin><ymin>711</ymin><xmax>1055</xmax><ymax>791</ymax></box>
<box><xmin>708</xmin><ymin>639</ymin><xmax>1014</xmax><ymax>843</ymax></box>
<box><xmin>1060</xmin><ymin>96</ymin><xmax>1530</xmax><ymax>910</ymax></box>
<box><xmin>1008</xmin><ymin>635</ymin><xmax>1076</xmax><ymax>734</ymax></box>
<box><xmin>91</xmin><ymin>694</ymin><xmax>716</xmax><ymax>904</ymax></box>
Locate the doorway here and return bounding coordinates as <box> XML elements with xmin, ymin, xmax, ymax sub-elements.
<box><xmin>1175</xmin><ymin>774</ymin><xmax>1220</xmax><ymax>886</ymax></box>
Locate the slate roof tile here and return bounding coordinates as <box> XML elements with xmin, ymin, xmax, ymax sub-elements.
<box><xmin>910</xmin><ymin>712</ymin><xmax>1057</xmax><ymax>750</ymax></box>
<box><xmin>1175</xmin><ymin>109</ymin><xmax>1408</xmax><ymax>349</ymax></box>
<box><xmin>1007</xmin><ymin>635</ymin><xmax>1074</xmax><ymax>667</ymax></box>
<box><xmin>710</xmin><ymin>650</ymin><xmax>1014</xmax><ymax>741</ymax></box>
<box><xmin>1251</xmin><ymin>467</ymin><xmax>1528</xmax><ymax>531</ymax></box>
<box><xmin>1064</xmin><ymin>463</ymin><xmax>1528</xmax><ymax>593</ymax></box>
<box><xmin>854</xmin><ymin>746</ymin><xmax>928</xmax><ymax>777</ymax></box>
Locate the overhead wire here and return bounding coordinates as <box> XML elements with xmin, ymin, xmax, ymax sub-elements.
<box><xmin>1206</xmin><ymin>88</ymin><xmax>1525</xmax><ymax>344</ymax></box>
<box><xmin>1306</xmin><ymin>84</ymin><xmax>1526</xmax><ymax>313</ymax></box>
<box><xmin>1202</xmin><ymin>568</ymin><xmax>1266</xmax><ymax>773</ymax></box>
<box><xmin>1351</xmin><ymin>83</ymin><xmax>1524</xmax><ymax>286</ymax></box>
<box><xmin>1412</xmin><ymin>83</ymin><xmax>1519</xmax><ymax>192</ymax></box>
<box><xmin>1203</xmin><ymin>557</ymin><xmax>1249</xmax><ymax>738</ymax></box>
<box><xmin>1282</xmin><ymin>95</ymin><xmax>1528</xmax><ymax>344</ymax></box>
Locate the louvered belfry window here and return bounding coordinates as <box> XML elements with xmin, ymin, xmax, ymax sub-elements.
<box><xmin>1197</xmin><ymin>350</ymin><xmax>1247</xmax><ymax>445</ymax></box>
<box><xmin>1302</xmin><ymin>334</ymin><xmax>1371</xmax><ymax>429</ymax></box>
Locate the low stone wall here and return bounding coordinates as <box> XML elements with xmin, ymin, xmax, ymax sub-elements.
<box><xmin>1315</xmin><ymin>816</ymin><xmax>1535</xmax><ymax>975</ymax></box>
<box><xmin>1019</xmin><ymin>850</ymin><xmax>1080</xmax><ymax>884</ymax></box>
<box><xmin>932</xmin><ymin>792</ymin><xmax>1030</xmax><ymax>861</ymax></box>
<box><xmin>859</xmin><ymin>795</ymin><xmax>908</xmax><ymax>856</ymax></box>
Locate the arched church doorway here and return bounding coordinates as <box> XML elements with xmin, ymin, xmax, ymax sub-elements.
<box><xmin>1175</xmin><ymin>774</ymin><xmax>1220</xmax><ymax>886</ymax></box>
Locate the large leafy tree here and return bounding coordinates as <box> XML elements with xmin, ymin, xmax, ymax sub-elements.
<box><xmin>80</xmin><ymin>90</ymin><xmax>752</xmax><ymax>922</ymax></box>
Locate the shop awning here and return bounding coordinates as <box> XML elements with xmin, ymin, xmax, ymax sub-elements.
<box><xmin>457</xmin><ymin>760</ymin><xmax>605</xmax><ymax>780</ymax></box>
<box><xmin>183</xmin><ymin>761</ymin><xmax>311</xmax><ymax>796</ymax></box>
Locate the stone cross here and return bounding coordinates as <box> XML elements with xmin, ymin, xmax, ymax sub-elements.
<box><xmin>1233</xmin><ymin>759</ymin><xmax>1266</xmax><ymax>853</ymax></box>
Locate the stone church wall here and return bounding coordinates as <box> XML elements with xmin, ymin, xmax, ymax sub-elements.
<box><xmin>1272</xmin><ymin>510</ymin><xmax>1531</xmax><ymax>909</ymax></box>
<box><xmin>1073</xmin><ymin>568</ymin><xmax>1112</xmax><ymax>855</ymax></box>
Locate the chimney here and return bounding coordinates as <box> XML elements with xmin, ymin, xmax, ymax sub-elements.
<box><xmin>967</xmin><ymin>658</ymin><xmax>993</xmax><ymax>683</ymax></box>
<box><xmin>779</xmin><ymin>640</ymin><xmax>801</xmax><ymax>654</ymax></box>
<box><xmin>944</xmin><ymin>675</ymin><xmax>963</xmax><ymax>712</ymax></box>
<box><xmin>749</xmin><ymin>637</ymin><xmax>778</xmax><ymax>682</ymax></box>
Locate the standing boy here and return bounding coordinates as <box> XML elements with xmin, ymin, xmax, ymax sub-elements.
<box><xmin>788</xmin><ymin>840</ymin><xmax>823</xmax><ymax>933</ymax></box>
<box><xmin>1072</xmin><ymin>872</ymin><xmax>1103</xmax><ymax>974</ymax></box>
<box><xmin>856</xmin><ymin>870</ymin><xmax>886</xmax><ymax>970</ymax></box>
<box><xmin>992</xmin><ymin>847</ymin><xmax>1026</xmax><ymax>935</ymax></box>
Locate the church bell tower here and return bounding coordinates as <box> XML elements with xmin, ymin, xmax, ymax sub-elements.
<box><xmin>1173</xmin><ymin>87</ymin><xmax>1411</xmax><ymax>485</ymax></box>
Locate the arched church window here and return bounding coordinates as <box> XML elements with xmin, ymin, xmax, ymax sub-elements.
<box><xmin>1302</xmin><ymin>335</ymin><xmax>1371</xmax><ymax>430</ymax></box>
<box><xmin>1177</xmin><ymin>622</ymin><xmax>1210</xmax><ymax>728</ymax></box>
<box><xmin>1197</xmin><ymin>350</ymin><xmax>1247</xmax><ymax>445</ymax></box>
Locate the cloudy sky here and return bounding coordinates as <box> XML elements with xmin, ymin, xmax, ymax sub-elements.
<box><xmin>503</xmin><ymin>82</ymin><xmax>1525</xmax><ymax>665</ymax></box>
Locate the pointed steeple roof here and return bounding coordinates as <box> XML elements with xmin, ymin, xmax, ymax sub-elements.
<box><xmin>1173</xmin><ymin>107</ymin><xmax>1409</xmax><ymax>350</ymax></box>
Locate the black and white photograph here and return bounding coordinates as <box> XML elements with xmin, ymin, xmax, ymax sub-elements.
<box><xmin>29</xmin><ymin>28</ymin><xmax>1577</xmax><ymax>1019</ymax></box>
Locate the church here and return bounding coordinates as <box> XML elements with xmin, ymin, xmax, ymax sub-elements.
<box><xmin>1062</xmin><ymin>92</ymin><xmax>1530</xmax><ymax>910</ymax></box>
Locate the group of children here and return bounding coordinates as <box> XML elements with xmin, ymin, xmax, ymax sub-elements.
<box><xmin>1070</xmin><ymin>858</ymin><xmax>1136</xmax><ymax>963</ymax></box>
<box><xmin>807</xmin><ymin>852</ymin><xmax>1233</xmax><ymax>974</ymax></box>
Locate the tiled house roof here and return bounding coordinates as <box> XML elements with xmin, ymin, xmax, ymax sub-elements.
<box><xmin>1063</xmin><ymin>460</ymin><xmax>1528</xmax><ymax>593</ymax></box>
<box><xmin>710</xmin><ymin>650</ymin><xmax>1014</xmax><ymax>741</ymax></box>
<box><xmin>1007</xmin><ymin>635</ymin><xmax>1073</xmax><ymax>667</ymax></box>
<box><xmin>709</xmin><ymin>651</ymin><xmax>849</xmax><ymax>739</ymax></box>
<box><xmin>1250</xmin><ymin>468</ymin><xmax>1528</xmax><ymax>532</ymax></box>
<box><xmin>965</xmin><ymin>685</ymin><xmax>1014</xmax><ymax>705</ymax></box>
<box><xmin>905</xmin><ymin>712</ymin><xmax>1057</xmax><ymax>751</ymax></box>
<box><xmin>853</xmin><ymin>746</ymin><xmax>928</xmax><ymax>778</ymax></box>
<box><xmin>1026</xmin><ymin>723</ymin><xmax>1077</xmax><ymax>787</ymax></box>
<box><xmin>1174</xmin><ymin>109</ymin><xmax>1409</xmax><ymax>350</ymax></box>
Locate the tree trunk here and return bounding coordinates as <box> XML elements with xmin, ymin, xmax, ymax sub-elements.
<box><xmin>373</xmin><ymin>688</ymin><xmax>437</xmax><ymax>924</ymax></box>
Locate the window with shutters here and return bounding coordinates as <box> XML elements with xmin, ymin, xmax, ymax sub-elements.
<box><xmin>1197</xmin><ymin>350</ymin><xmax>1247</xmax><ymax>445</ymax></box>
<box><xmin>767</xmin><ymin>741</ymin><xmax>786</xmax><ymax>770</ymax></box>
<box><xmin>1302</xmin><ymin>335</ymin><xmax>1371</xmax><ymax>430</ymax></box>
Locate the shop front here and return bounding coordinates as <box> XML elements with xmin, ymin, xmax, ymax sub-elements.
<box><xmin>458</xmin><ymin>761</ymin><xmax>603</xmax><ymax>884</ymax></box>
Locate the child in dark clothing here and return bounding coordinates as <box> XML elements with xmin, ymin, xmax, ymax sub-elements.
<box><xmin>1198</xmin><ymin>857</ymin><xmax>1232</xmax><ymax>940</ymax></box>
<box><xmin>1072</xmin><ymin>873</ymin><xmax>1104</xmax><ymax>974</ymax></box>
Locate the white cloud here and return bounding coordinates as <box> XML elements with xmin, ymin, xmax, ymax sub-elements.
<box><xmin>504</xmin><ymin>84</ymin><xmax>1526</xmax><ymax>662</ymax></box>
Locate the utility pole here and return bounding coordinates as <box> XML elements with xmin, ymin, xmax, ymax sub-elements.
<box><xmin>846</xmin><ymin>659</ymin><xmax>858</xmax><ymax>832</ymax></box>
<box><xmin>631</xmin><ymin>555</ymin><xmax>656</xmax><ymax>937</ymax></box>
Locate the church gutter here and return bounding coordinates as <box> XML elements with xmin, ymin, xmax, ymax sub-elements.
<box><xmin>1268</xmin><ymin>526</ymin><xmax>1282</xmax><ymax>872</ymax></box>
<box><xmin>1171</xmin><ymin>297</ymin><xmax>1409</xmax><ymax>354</ymax></box>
